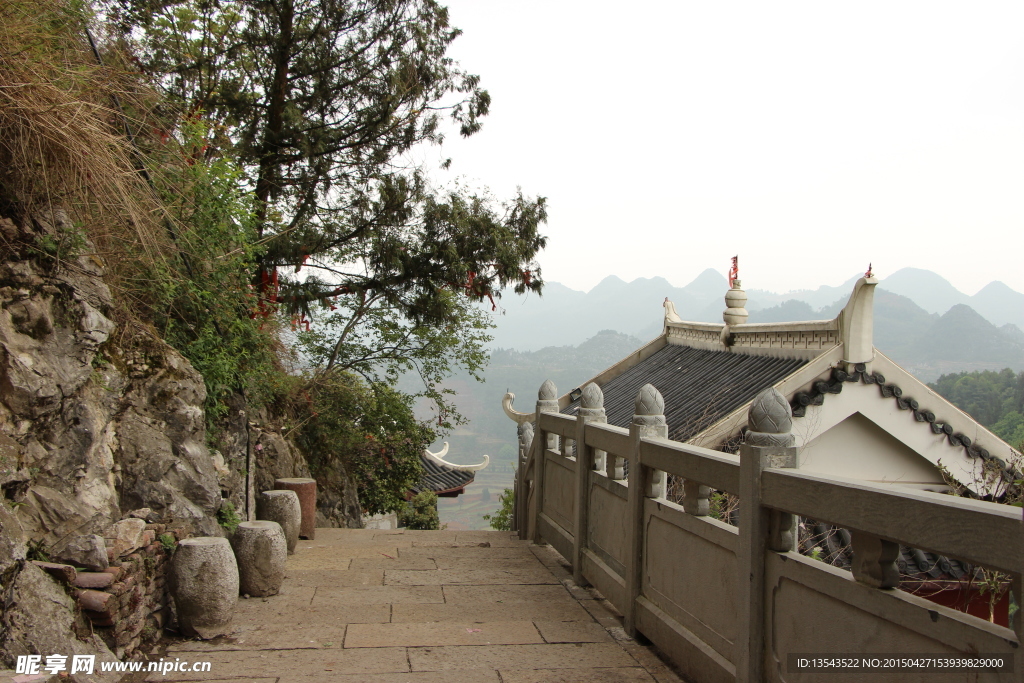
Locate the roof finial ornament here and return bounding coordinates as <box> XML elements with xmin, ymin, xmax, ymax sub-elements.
<box><xmin>865</xmin><ymin>262</ymin><xmax>873</xmax><ymax>278</ymax></box>
<box><xmin>663</xmin><ymin>297</ymin><xmax>682</xmax><ymax>323</ymax></box>
<box><xmin>723</xmin><ymin>256</ymin><xmax>748</xmax><ymax>327</ymax></box>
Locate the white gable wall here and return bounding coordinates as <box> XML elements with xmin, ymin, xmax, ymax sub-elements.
<box><xmin>792</xmin><ymin>377</ymin><xmax>987</xmax><ymax>493</ymax></box>
<box><xmin>799</xmin><ymin>412</ymin><xmax>946</xmax><ymax>488</ymax></box>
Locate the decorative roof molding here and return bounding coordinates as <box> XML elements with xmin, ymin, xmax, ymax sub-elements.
<box><xmin>723</xmin><ymin>279</ymin><xmax>749</xmax><ymax>326</ymax></box>
<box><xmin>786</xmin><ymin>360</ymin><xmax>1020</xmax><ymax>495</ymax></box>
<box><xmin>838</xmin><ymin>275</ymin><xmax>878</xmax><ymax>364</ymax></box>
<box><xmin>502</xmin><ymin>392</ymin><xmax>533</xmax><ymax>424</ymax></box>
<box><xmin>663</xmin><ymin>297</ymin><xmax>683</xmax><ymax>324</ymax></box>
<box><xmin>422</xmin><ymin>443</ymin><xmax>489</xmax><ymax>472</ymax></box>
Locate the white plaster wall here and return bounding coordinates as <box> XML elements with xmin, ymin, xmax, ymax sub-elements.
<box><xmin>798</xmin><ymin>412</ymin><xmax>945</xmax><ymax>486</ymax></box>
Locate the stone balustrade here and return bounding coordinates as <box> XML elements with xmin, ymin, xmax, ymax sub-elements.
<box><xmin>514</xmin><ymin>379</ymin><xmax>1023</xmax><ymax>683</ymax></box>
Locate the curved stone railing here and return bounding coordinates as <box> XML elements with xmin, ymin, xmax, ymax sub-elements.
<box><xmin>512</xmin><ymin>380</ymin><xmax>1023</xmax><ymax>683</ymax></box>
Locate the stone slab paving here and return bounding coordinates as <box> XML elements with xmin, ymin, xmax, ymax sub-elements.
<box><xmin>147</xmin><ymin>529</ymin><xmax>685</xmax><ymax>683</ymax></box>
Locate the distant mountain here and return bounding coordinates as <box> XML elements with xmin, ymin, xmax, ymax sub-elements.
<box><xmin>485</xmin><ymin>269</ymin><xmax>1024</xmax><ymax>384</ymax></box>
<box><xmin>877</xmin><ymin>268</ymin><xmax>969</xmax><ymax>314</ymax></box>
<box><xmin>747</xmin><ymin>300</ymin><xmax>819</xmax><ymax>324</ymax></box>
<box><xmin>970</xmin><ymin>281</ymin><xmax>1024</xmax><ymax>330</ymax></box>
<box><xmin>903</xmin><ymin>304</ymin><xmax>1024</xmax><ymax>375</ymax></box>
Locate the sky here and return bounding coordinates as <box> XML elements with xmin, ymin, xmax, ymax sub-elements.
<box><xmin>423</xmin><ymin>1</ymin><xmax>1024</xmax><ymax>297</ymax></box>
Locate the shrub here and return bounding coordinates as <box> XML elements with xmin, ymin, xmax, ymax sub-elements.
<box><xmin>482</xmin><ymin>488</ymin><xmax>513</xmax><ymax>531</ymax></box>
<box><xmin>398</xmin><ymin>492</ymin><xmax>440</xmax><ymax>531</ymax></box>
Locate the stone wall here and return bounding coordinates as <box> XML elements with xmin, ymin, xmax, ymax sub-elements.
<box><xmin>29</xmin><ymin>516</ymin><xmax>185</xmax><ymax>660</ymax></box>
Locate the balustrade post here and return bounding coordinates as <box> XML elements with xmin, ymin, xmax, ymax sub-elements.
<box><xmin>634</xmin><ymin>384</ymin><xmax>668</xmax><ymax>498</ymax></box>
<box><xmin>682</xmin><ymin>480</ymin><xmax>711</xmax><ymax>516</ymax></box>
<box><xmin>736</xmin><ymin>388</ymin><xmax>798</xmax><ymax>683</ymax></box>
<box><xmin>514</xmin><ymin>421</ymin><xmax>534</xmax><ymax>534</ymax></box>
<box><xmin>624</xmin><ymin>384</ymin><xmax>666</xmax><ymax>638</ymax></box>
<box><xmin>573</xmin><ymin>383</ymin><xmax>606</xmax><ymax>586</ymax></box>
<box><xmin>533</xmin><ymin>379</ymin><xmax>559</xmax><ymax>545</ymax></box>
<box><xmin>850</xmin><ymin>532</ymin><xmax>900</xmax><ymax>588</ymax></box>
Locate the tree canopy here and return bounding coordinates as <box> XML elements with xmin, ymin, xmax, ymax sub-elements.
<box><xmin>106</xmin><ymin>0</ymin><xmax>547</xmax><ymax>326</ymax></box>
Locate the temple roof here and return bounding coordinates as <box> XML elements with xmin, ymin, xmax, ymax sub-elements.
<box><xmin>409</xmin><ymin>444</ymin><xmax>489</xmax><ymax>498</ymax></box>
<box><xmin>562</xmin><ymin>344</ymin><xmax>807</xmax><ymax>442</ymax></box>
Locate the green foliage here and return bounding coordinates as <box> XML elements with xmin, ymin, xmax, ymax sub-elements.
<box><xmin>139</xmin><ymin>119</ymin><xmax>284</xmax><ymax>422</ymax></box>
<box><xmin>25</xmin><ymin>538</ymin><xmax>49</xmax><ymax>562</ymax></box>
<box><xmin>297</xmin><ymin>371</ymin><xmax>432</xmax><ymax>516</ymax></box>
<box><xmin>158</xmin><ymin>533</ymin><xmax>176</xmax><ymax>553</ymax></box>
<box><xmin>35</xmin><ymin>220</ymin><xmax>87</xmax><ymax>262</ymax></box>
<box><xmin>991</xmin><ymin>411</ymin><xmax>1024</xmax><ymax>449</ymax></box>
<box><xmin>217</xmin><ymin>501</ymin><xmax>242</xmax><ymax>534</ymax></box>
<box><xmin>482</xmin><ymin>488</ymin><xmax>513</xmax><ymax>531</ymax></box>
<box><xmin>399</xmin><ymin>491</ymin><xmax>440</xmax><ymax>531</ymax></box>
<box><xmin>299</xmin><ymin>288</ymin><xmax>492</xmax><ymax>430</ymax></box>
<box><xmin>108</xmin><ymin>0</ymin><xmax>547</xmax><ymax>367</ymax></box>
<box><xmin>929</xmin><ymin>369</ymin><xmax>1024</xmax><ymax>432</ymax></box>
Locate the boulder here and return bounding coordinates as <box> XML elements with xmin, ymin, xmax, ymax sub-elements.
<box><xmin>230</xmin><ymin>521</ymin><xmax>286</xmax><ymax>597</ymax></box>
<box><xmin>256</xmin><ymin>490</ymin><xmax>301</xmax><ymax>554</ymax></box>
<box><xmin>50</xmin><ymin>533</ymin><xmax>108</xmax><ymax>571</ymax></box>
<box><xmin>104</xmin><ymin>518</ymin><xmax>146</xmax><ymax>558</ymax></box>
<box><xmin>171</xmin><ymin>537</ymin><xmax>239</xmax><ymax>639</ymax></box>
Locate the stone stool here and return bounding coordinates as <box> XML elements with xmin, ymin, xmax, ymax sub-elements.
<box><xmin>256</xmin><ymin>489</ymin><xmax>301</xmax><ymax>554</ymax></box>
<box><xmin>273</xmin><ymin>477</ymin><xmax>317</xmax><ymax>540</ymax></box>
<box><xmin>171</xmin><ymin>537</ymin><xmax>238</xmax><ymax>639</ymax></box>
<box><xmin>230</xmin><ymin>521</ymin><xmax>287</xmax><ymax>597</ymax></box>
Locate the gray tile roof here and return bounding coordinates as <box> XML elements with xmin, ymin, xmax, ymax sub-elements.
<box><xmin>410</xmin><ymin>453</ymin><xmax>475</xmax><ymax>496</ymax></box>
<box><xmin>562</xmin><ymin>344</ymin><xmax>808</xmax><ymax>442</ymax></box>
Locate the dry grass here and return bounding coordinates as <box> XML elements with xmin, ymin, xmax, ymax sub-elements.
<box><xmin>0</xmin><ymin>0</ymin><xmax>172</xmax><ymax>273</ymax></box>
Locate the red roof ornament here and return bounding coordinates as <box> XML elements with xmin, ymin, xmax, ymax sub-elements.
<box><xmin>728</xmin><ymin>256</ymin><xmax>739</xmax><ymax>288</ymax></box>
<box><xmin>865</xmin><ymin>263</ymin><xmax>873</xmax><ymax>278</ymax></box>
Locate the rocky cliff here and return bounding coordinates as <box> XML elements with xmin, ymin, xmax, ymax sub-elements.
<box><xmin>0</xmin><ymin>211</ymin><xmax>355</xmax><ymax>670</ymax></box>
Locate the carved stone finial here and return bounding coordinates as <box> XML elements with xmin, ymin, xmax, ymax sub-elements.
<box><xmin>633</xmin><ymin>384</ymin><xmax>667</xmax><ymax>429</ymax></box>
<box><xmin>839</xmin><ymin>275</ymin><xmax>878</xmax><ymax>365</ymax></box>
<box><xmin>723</xmin><ymin>279</ymin><xmax>749</xmax><ymax>325</ymax></box>
<box><xmin>745</xmin><ymin>387</ymin><xmax>795</xmax><ymax>447</ymax></box>
<box><xmin>634</xmin><ymin>384</ymin><xmax>664</xmax><ymax>417</ymax></box>
<box><xmin>539</xmin><ymin>379</ymin><xmax>557</xmax><ymax>401</ymax></box>
<box><xmin>581</xmin><ymin>383</ymin><xmax>604</xmax><ymax>409</ymax></box>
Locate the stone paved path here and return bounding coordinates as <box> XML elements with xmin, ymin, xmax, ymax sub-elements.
<box><xmin>147</xmin><ymin>529</ymin><xmax>685</xmax><ymax>682</ymax></box>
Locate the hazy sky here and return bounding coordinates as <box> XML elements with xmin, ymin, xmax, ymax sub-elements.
<box><xmin>427</xmin><ymin>1</ymin><xmax>1024</xmax><ymax>296</ymax></box>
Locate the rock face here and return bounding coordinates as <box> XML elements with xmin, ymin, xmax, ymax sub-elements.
<box><xmin>0</xmin><ymin>212</ymin><xmax>360</xmax><ymax>664</ymax></box>
<box><xmin>0</xmin><ymin>212</ymin><xmax>222</xmax><ymax>544</ymax></box>
<box><xmin>0</xmin><ymin>562</ymin><xmax>121</xmax><ymax>682</ymax></box>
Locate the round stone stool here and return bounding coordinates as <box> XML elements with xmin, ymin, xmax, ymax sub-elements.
<box><xmin>273</xmin><ymin>477</ymin><xmax>317</xmax><ymax>540</ymax></box>
<box><xmin>230</xmin><ymin>521</ymin><xmax>287</xmax><ymax>597</ymax></box>
<box><xmin>256</xmin><ymin>489</ymin><xmax>301</xmax><ymax>554</ymax></box>
<box><xmin>171</xmin><ymin>537</ymin><xmax>239</xmax><ymax>639</ymax></box>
